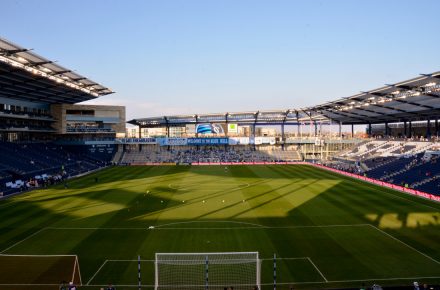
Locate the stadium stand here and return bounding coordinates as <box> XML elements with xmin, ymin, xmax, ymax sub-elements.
<box><xmin>1</xmin><ymin>36</ymin><xmax>439</xmax><ymax>201</ymax></box>
<box><xmin>0</xmin><ymin>38</ymin><xmax>124</xmax><ymax>197</ymax></box>
<box><xmin>120</xmin><ymin>146</ymin><xmax>302</xmax><ymax>164</ymax></box>
<box><xmin>0</xmin><ymin>142</ymin><xmax>108</xmax><ymax>196</ymax></box>
<box><xmin>328</xmin><ymin>139</ymin><xmax>440</xmax><ymax>195</ymax></box>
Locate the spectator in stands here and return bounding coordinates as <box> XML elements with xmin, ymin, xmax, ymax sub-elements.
<box><xmin>59</xmin><ymin>281</ymin><xmax>68</xmax><ymax>290</ymax></box>
<box><xmin>68</xmin><ymin>281</ymin><xmax>76</xmax><ymax>290</ymax></box>
<box><xmin>413</xmin><ymin>282</ymin><xmax>421</xmax><ymax>290</ymax></box>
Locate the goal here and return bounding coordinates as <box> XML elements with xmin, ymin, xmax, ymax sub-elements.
<box><xmin>0</xmin><ymin>254</ymin><xmax>82</xmax><ymax>286</ymax></box>
<box><xmin>155</xmin><ymin>252</ymin><xmax>260</xmax><ymax>290</ymax></box>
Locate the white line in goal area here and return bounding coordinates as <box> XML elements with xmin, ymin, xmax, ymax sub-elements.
<box><xmin>306</xmin><ymin>257</ymin><xmax>327</xmax><ymax>282</ymax></box>
<box><xmin>87</xmin><ymin>259</ymin><xmax>108</xmax><ymax>285</ymax></box>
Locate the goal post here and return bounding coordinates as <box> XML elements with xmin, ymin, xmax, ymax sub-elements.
<box><xmin>0</xmin><ymin>254</ymin><xmax>82</xmax><ymax>285</ymax></box>
<box><xmin>155</xmin><ymin>252</ymin><xmax>261</xmax><ymax>290</ymax></box>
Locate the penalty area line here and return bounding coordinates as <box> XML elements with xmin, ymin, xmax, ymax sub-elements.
<box><xmin>0</xmin><ymin>227</ymin><xmax>47</xmax><ymax>254</ymax></box>
<box><xmin>368</xmin><ymin>224</ymin><xmax>440</xmax><ymax>265</ymax></box>
<box><xmin>307</xmin><ymin>257</ymin><xmax>328</xmax><ymax>282</ymax></box>
<box><xmin>262</xmin><ymin>276</ymin><xmax>440</xmax><ymax>285</ymax></box>
<box><xmin>87</xmin><ymin>259</ymin><xmax>108</xmax><ymax>285</ymax></box>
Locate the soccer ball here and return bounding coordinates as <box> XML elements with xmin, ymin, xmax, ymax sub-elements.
<box><xmin>148</xmin><ymin>226</ymin><xmax>154</xmax><ymax>229</ymax></box>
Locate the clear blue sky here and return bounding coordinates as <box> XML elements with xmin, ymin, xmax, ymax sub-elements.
<box><xmin>2</xmin><ymin>0</ymin><xmax>439</xmax><ymax>120</ymax></box>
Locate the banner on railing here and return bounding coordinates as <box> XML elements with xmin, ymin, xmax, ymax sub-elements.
<box><xmin>116</xmin><ymin>138</ymin><xmax>157</xmax><ymax>144</ymax></box>
<box><xmin>187</xmin><ymin>138</ymin><xmax>229</xmax><ymax>146</ymax></box>
<box><xmin>309</xmin><ymin>163</ymin><xmax>439</xmax><ymax>203</ymax></box>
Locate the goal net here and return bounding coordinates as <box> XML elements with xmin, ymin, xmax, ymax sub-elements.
<box><xmin>0</xmin><ymin>254</ymin><xmax>82</xmax><ymax>286</ymax></box>
<box><xmin>155</xmin><ymin>252</ymin><xmax>260</xmax><ymax>290</ymax></box>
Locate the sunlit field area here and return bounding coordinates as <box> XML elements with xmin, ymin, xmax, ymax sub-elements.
<box><xmin>0</xmin><ymin>165</ymin><xmax>439</xmax><ymax>290</ymax></box>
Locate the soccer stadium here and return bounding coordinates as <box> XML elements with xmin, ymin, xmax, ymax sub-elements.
<box><xmin>1</xmin><ymin>2</ymin><xmax>440</xmax><ymax>290</ymax></box>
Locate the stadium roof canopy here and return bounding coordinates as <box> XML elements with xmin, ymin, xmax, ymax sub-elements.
<box><xmin>0</xmin><ymin>38</ymin><xmax>113</xmax><ymax>104</ymax></box>
<box><xmin>129</xmin><ymin>71</ymin><xmax>440</xmax><ymax>127</ymax></box>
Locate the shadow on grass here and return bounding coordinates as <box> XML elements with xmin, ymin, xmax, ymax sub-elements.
<box><xmin>0</xmin><ymin>165</ymin><xmax>439</xmax><ymax>289</ymax></box>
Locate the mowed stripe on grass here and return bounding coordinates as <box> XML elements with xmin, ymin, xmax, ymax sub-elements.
<box><xmin>0</xmin><ymin>165</ymin><xmax>439</xmax><ymax>290</ymax></box>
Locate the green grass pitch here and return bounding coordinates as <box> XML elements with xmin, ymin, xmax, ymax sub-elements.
<box><xmin>0</xmin><ymin>165</ymin><xmax>439</xmax><ymax>290</ymax></box>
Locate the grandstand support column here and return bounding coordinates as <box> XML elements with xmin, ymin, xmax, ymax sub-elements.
<box><xmin>435</xmin><ymin>119</ymin><xmax>439</xmax><ymax>137</ymax></box>
<box><xmin>384</xmin><ymin>122</ymin><xmax>389</xmax><ymax>137</ymax></box>
<box><xmin>404</xmin><ymin>121</ymin><xmax>407</xmax><ymax>138</ymax></box>
<box><xmin>138</xmin><ymin>127</ymin><xmax>142</xmax><ymax>138</ymax></box>
<box><xmin>252</xmin><ymin>123</ymin><xmax>257</xmax><ymax>150</ymax></box>
<box><xmin>225</xmin><ymin>113</ymin><xmax>229</xmax><ymax>137</ymax></box>
<box><xmin>351</xmin><ymin>124</ymin><xmax>354</xmax><ymax>138</ymax></box>
<box><xmin>281</xmin><ymin>122</ymin><xmax>285</xmax><ymax>151</ymax></box>
<box><xmin>319</xmin><ymin>122</ymin><xmax>323</xmax><ymax>137</ymax></box>
<box><xmin>427</xmin><ymin>119</ymin><xmax>431</xmax><ymax>138</ymax></box>
<box><xmin>314</xmin><ymin>121</ymin><xmax>318</xmax><ymax>137</ymax></box>
<box><xmin>338</xmin><ymin>122</ymin><xmax>342</xmax><ymax>138</ymax></box>
<box><xmin>367</xmin><ymin>123</ymin><xmax>372</xmax><ymax>137</ymax></box>
<box><xmin>409</xmin><ymin>121</ymin><xmax>412</xmax><ymax>138</ymax></box>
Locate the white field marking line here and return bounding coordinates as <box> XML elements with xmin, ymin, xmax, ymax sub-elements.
<box><xmin>106</xmin><ymin>259</ymin><xmax>155</xmax><ymax>262</ymax></box>
<box><xmin>0</xmin><ymin>227</ymin><xmax>47</xmax><ymax>253</ymax></box>
<box><xmin>259</xmin><ymin>224</ymin><xmax>370</xmax><ymax>229</ymax></box>
<box><xmin>88</xmin><ymin>285</ymin><xmax>155</xmax><ymax>288</ymax></box>
<box><xmin>0</xmin><ymin>254</ymin><xmax>77</xmax><ymax>257</ymax></box>
<box><xmin>151</xmin><ymin>226</ymin><xmax>268</xmax><ymax>230</ymax></box>
<box><xmin>153</xmin><ymin>220</ymin><xmax>267</xmax><ymax>228</ymax></box>
<box><xmin>0</xmin><ymin>284</ymin><xmax>61</xmax><ymax>286</ymax></box>
<box><xmin>46</xmin><ymin>226</ymin><xmax>146</xmax><ymax>230</ymax></box>
<box><xmin>4</xmin><ymin>277</ymin><xmax>440</xmax><ymax>287</ymax></box>
<box><xmin>261</xmin><ymin>276</ymin><xmax>440</xmax><ymax>285</ymax></box>
<box><xmin>45</xmin><ymin>223</ymin><xmax>371</xmax><ymax>231</ymax></box>
<box><xmin>87</xmin><ymin>259</ymin><xmax>108</xmax><ymax>285</ymax></box>
<box><xmin>306</xmin><ymin>257</ymin><xmax>328</xmax><ymax>282</ymax></box>
<box><xmin>168</xmin><ymin>182</ymin><xmax>250</xmax><ymax>191</ymax></box>
<box><xmin>151</xmin><ymin>223</ymin><xmax>371</xmax><ymax>230</ymax></box>
<box><xmin>368</xmin><ymin>224</ymin><xmax>440</xmax><ymax>265</ymax></box>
